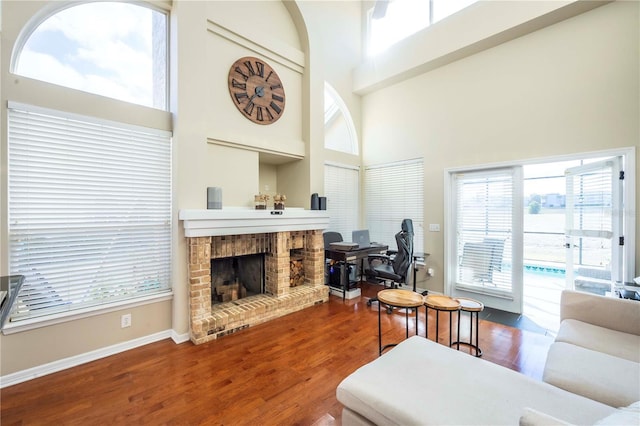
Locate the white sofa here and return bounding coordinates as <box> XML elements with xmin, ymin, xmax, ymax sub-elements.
<box><xmin>336</xmin><ymin>290</ymin><xmax>640</xmax><ymax>425</ymax></box>
<box><xmin>543</xmin><ymin>290</ymin><xmax>640</xmax><ymax>408</ymax></box>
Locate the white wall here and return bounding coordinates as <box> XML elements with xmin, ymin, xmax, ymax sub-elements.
<box><xmin>361</xmin><ymin>1</ymin><xmax>639</xmax><ymax>292</ymax></box>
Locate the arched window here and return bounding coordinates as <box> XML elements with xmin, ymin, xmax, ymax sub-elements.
<box><xmin>12</xmin><ymin>2</ymin><xmax>167</xmax><ymax>110</ymax></box>
<box><xmin>324</xmin><ymin>83</ymin><xmax>358</xmax><ymax>155</ymax></box>
<box><xmin>367</xmin><ymin>0</ymin><xmax>478</xmax><ymax>56</ymax></box>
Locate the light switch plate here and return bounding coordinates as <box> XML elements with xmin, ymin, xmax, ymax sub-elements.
<box><xmin>428</xmin><ymin>224</ymin><xmax>440</xmax><ymax>232</ymax></box>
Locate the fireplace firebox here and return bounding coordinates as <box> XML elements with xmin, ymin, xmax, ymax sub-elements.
<box><xmin>211</xmin><ymin>254</ymin><xmax>264</xmax><ymax>304</ymax></box>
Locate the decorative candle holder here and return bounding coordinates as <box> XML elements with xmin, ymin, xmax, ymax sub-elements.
<box><xmin>254</xmin><ymin>193</ymin><xmax>269</xmax><ymax>210</ymax></box>
<box><xmin>273</xmin><ymin>194</ymin><xmax>286</xmax><ymax>210</ymax></box>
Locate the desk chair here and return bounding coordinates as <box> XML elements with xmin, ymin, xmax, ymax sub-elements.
<box><xmin>366</xmin><ymin>219</ymin><xmax>414</xmax><ymax>313</ymax></box>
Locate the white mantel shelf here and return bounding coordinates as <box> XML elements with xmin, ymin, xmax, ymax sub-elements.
<box><xmin>179</xmin><ymin>208</ymin><xmax>331</xmax><ymax>237</ymax></box>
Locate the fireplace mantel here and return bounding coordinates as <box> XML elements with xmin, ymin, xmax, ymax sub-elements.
<box><xmin>179</xmin><ymin>208</ymin><xmax>330</xmax><ymax>237</ymax></box>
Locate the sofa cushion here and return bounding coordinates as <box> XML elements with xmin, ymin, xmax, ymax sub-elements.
<box><xmin>337</xmin><ymin>336</ymin><xmax>614</xmax><ymax>425</ymax></box>
<box><xmin>519</xmin><ymin>407</ymin><xmax>573</xmax><ymax>426</ymax></box>
<box><xmin>543</xmin><ymin>342</ymin><xmax>640</xmax><ymax>407</ymax></box>
<box><xmin>556</xmin><ymin>319</ymin><xmax>640</xmax><ymax>362</ymax></box>
<box><xmin>594</xmin><ymin>401</ymin><xmax>640</xmax><ymax>425</ymax></box>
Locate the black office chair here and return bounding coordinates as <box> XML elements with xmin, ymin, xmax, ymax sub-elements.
<box><xmin>366</xmin><ymin>219</ymin><xmax>414</xmax><ymax>312</ymax></box>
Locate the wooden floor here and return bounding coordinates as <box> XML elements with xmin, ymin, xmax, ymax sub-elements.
<box><xmin>1</xmin><ymin>283</ymin><xmax>553</xmax><ymax>425</ymax></box>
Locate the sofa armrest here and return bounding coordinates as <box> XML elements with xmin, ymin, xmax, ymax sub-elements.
<box><xmin>560</xmin><ymin>290</ymin><xmax>640</xmax><ymax>336</ymax></box>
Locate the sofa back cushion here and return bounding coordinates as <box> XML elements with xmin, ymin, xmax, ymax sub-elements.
<box><xmin>561</xmin><ymin>290</ymin><xmax>640</xmax><ymax>336</ymax></box>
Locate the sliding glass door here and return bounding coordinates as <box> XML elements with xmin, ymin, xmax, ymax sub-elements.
<box><xmin>447</xmin><ymin>150</ymin><xmax>633</xmax><ymax>316</ymax></box>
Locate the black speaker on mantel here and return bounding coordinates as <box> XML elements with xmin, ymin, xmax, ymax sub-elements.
<box><xmin>311</xmin><ymin>193</ymin><xmax>319</xmax><ymax>210</ymax></box>
<box><xmin>319</xmin><ymin>197</ymin><xmax>327</xmax><ymax>210</ymax></box>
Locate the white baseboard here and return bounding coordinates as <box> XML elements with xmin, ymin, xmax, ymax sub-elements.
<box><xmin>171</xmin><ymin>329</ymin><xmax>190</xmax><ymax>344</ymax></box>
<box><xmin>0</xmin><ymin>329</ymin><xmax>179</xmax><ymax>388</ymax></box>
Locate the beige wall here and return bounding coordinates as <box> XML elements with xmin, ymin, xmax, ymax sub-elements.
<box><xmin>361</xmin><ymin>1</ymin><xmax>639</xmax><ymax>292</ymax></box>
<box><xmin>0</xmin><ymin>0</ymin><xmax>362</xmax><ymax>377</ymax></box>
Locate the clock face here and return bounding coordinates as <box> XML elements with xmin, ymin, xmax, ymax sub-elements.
<box><xmin>228</xmin><ymin>57</ymin><xmax>286</xmax><ymax>125</ymax></box>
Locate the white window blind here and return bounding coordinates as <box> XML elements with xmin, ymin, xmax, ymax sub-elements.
<box><xmin>7</xmin><ymin>103</ymin><xmax>172</xmax><ymax>323</ymax></box>
<box><xmin>364</xmin><ymin>159</ymin><xmax>424</xmax><ymax>253</ymax></box>
<box><xmin>324</xmin><ymin>163</ymin><xmax>359</xmax><ymax>239</ymax></box>
<box><xmin>565</xmin><ymin>158</ymin><xmax>622</xmax><ymax>285</ymax></box>
<box><xmin>453</xmin><ymin>168</ymin><xmax>513</xmax><ymax>296</ymax></box>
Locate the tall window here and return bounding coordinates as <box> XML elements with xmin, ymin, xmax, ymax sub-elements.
<box><xmin>324</xmin><ymin>83</ymin><xmax>358</xmax><ymax>155</ymax></box>
<box><xmin>368</xmin><ymin>0</ymin><xmax>477</xmax><ymax>56</ymax></box>
<box><xmin>7</xmin><ymin>103</ymin><xmax>172</xmax><ymax>323</ymax></box>
<box><xmin>364</xmin><ymin>159</ymin><xmax>424</xmax><ymax>253</ymax></box>
<box><xmin>13</xmin><ymin>2</ymin><xmax>168</xmax><ymax>110</ymax></box>
<box><xmin>324</xmin><ymin>163</ymin><xmax>359</xmax><ymax>239</ymax></box>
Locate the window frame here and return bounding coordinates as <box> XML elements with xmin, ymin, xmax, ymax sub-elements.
<box><xmin>324</xmin><ymin>83</ymin><xmax>359</xmax><ymax>155</ymax></box>
<box><xmin>10</xmin><ymin>1</ymin><xmax>170</xmax><ymax>111</ymax></box>
<box><xmin>4</xmin><ymin>102</ymin><xmax>173</xmax><ymax>334</ymax></box>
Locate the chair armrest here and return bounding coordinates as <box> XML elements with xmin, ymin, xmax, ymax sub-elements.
<box><xmin>560</xmin><ymin>290</ymin><xmax>640</xmax><ymax>336</ymax></box>
<box><xmin>368</xmin><ymin>254</ymin><xmax>391</xmax><ymax>262</ymax></box>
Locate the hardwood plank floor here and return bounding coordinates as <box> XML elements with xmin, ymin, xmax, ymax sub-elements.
<box><xmin>0</xmin><ymin>283</ymin><xmax>553</xmax><ymax>425</ymax></box>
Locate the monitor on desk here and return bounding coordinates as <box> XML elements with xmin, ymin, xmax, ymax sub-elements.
<box><xmin>352</xmin><ymin>229</ymin><xmax>371</xmax><ymax>249</ymax></box>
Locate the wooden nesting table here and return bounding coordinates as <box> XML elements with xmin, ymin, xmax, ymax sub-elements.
<box><xmin>451</xmin><ymin>297</ymin><xmax>484</xmax><ymax>357</ymax></box>
<box><xmin>424</xmin><ymin>294</ymin><xmax>460</xmax><ymax>347</ymax></box>
<box><xmin>377</xmin><ymin>289</ymin><xmax>424</xmax><ymax>355</ymax></box>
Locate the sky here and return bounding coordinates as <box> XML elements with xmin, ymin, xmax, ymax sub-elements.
<box><xmin>16</xmin><ymin>2</ymin><xmax>165</xmax><ymax>109</ymax></box>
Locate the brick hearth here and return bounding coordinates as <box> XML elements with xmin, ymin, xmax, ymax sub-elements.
<box><xmin>187</xmin><ymin>230</ymin><xmax>328</xmax><ymax>344</ymax></box>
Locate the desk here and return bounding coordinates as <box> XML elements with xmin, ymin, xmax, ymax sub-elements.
<box><xmin>325</xmin><ymin>244</ymin><xmax>388</xmax><ymax>300</ymax></box>
<box><xmin>1</xmin><ymin>275</ymin><xmax>25</xmax><ymax>329</ymax></box>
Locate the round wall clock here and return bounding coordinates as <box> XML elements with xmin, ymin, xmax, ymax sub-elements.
<box><xmin>228</xmin><ymin>56</ymin><xmax>286</xmax><ymax>125</ymax></box>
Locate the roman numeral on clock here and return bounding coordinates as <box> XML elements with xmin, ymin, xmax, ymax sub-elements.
<box><xmin>272</xmin><ymin>94</ymin><xmax>284</xmax><ymax>103</ymax></box>
<box><xmin>244</xmin><ymin>60</ymin><xmax>256</xmax><ymax>76</ymax></box>
<box><xmin>234</xmin><ymin>66</ymin><xmax>249</xmax><ymax>81</ymax></box>
<box><xmin>231</xmin><ymin>79</ymin><xmax>246</xmax><ymax>90</ymax></box>
<box><xmin>265</xmin><ymin>107</ymin><xmax>274</xmax><ymax>121</ymax></box>
<box><xmin>244</xmin><ymin>101</ymin><xmax>255</xmax><ymax>116</ymax></box>
<box><xmin>269</xmin><ymin>101</ymin><xmax>282</xmax><ymax>115</ymax></box>
<box><xmin>234</xmin><ymin>92</ymin><xmax>248</xmax><ymax>103</ymax></box>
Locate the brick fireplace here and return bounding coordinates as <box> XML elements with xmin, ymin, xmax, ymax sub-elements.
<box><xmin>180</xmin><ymin>209</ymin><xmax>330</xmax><ymax>344</ymax></box>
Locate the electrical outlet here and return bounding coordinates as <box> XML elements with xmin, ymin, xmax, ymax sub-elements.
<box><xmin>121</xmin><ymin>313</ymin><xmax>132</xmax><ymax>328</ymax></box>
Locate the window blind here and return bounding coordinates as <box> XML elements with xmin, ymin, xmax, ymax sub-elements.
<box><xmin>7</xmin><ymin>103</ymin><xmax>172</xmax><ymax>322</ymax></box>
<box><xmin>364</xmin><ymin>159</ymin><xmax>424</xmax><ymax>253</ymax></box>
<box><xmin>324</xmin><ymin>163</ymin><xmax>359</xmax><ymax>239</ymax></box>
<box><xmin>565</xmin><ymin>160</ymin><xmax>615</xmax><ymax>240</ymax></box>
<box><xmin>453</xmin><ymin>168</ymin><xmax>513</xmax><ymax>296</ymax></box>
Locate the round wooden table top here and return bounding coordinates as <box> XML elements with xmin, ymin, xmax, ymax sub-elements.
<box><xmin>377</xmin><ymin>289</ymin><xmax>425</xmax><ymax>308</ymax></box>
<box><xmin>455</xmin><ymin>297</ymin><xmax>484</xmax><ymax>312</ymax></box>
<box><xmin>424</xmin><ymin>294</ymin><xmax>460</xmax><ymax>311</ymax></box>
